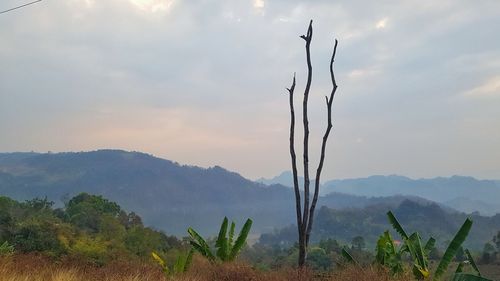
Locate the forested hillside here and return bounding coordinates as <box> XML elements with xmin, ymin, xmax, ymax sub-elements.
<box><xmin>0</xmin><ymin>193</ymin><xmax>182</xmax><ymax>264</ymax></box>
<box><xmin>259</xmin><ymin>199</ymin><xmax>500</xmax><ymax>250</ymax></box>
<box><xmin>0</xmin><ymin>150</ymin><xmax>295</xmax><ymax>235</ymax></box>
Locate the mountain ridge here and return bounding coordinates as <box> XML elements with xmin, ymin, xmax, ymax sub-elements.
<box><xmin>0</xmin><ymin>150</ymin><xmax>497</xmax><ymax>238</ymax></box>
<box><xmin>260</xmin><ymin>171</ymin><xmax>500</xmax><ymax>215</ymax></box>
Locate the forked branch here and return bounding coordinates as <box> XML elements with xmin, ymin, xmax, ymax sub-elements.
<box><xmin>286</xmin><ymin>73</ymin><xmax>302</xmax><ymax>229</ymax></box>
<box><xmin>286</xmin><ymin>20</ymin><xmax>340</xmax><ymax>267</ymax></box>
<box><xmin>306</xmin><ymin>39</ymin><xmax>338</xmax><ymax>243</ymax></box>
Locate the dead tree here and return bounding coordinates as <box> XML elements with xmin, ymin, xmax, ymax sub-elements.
<box><xmin>286</xmin><ymin>20</ymin><xmax>338</xmax><ymax>267</ymax></box>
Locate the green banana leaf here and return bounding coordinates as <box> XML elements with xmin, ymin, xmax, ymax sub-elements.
<box><xmin>387</xmin><ymin>211</ymin><xmax>409</xmax><ymax>240</ymax></box>
<box><xmin>228</xmin><ymin>221</ymin><xmax>236</xmax><ymax>249</ymax></box>
<box><xmin>376</xmin><ymin>231</ymin><xmax>403</xmax><ymax>275</ymax></box>
<box><xmin>465</xmin><ymin>249</ymin><xmax>481</xmax><ymax>276</ymax></box>
<box><xmin>341</xmin><ymin>247</ymin><xmax>357</xmax><ymax>265</ymax></box>
<box><xmin>188</xmin><ymin>227</ymin><xmax>215</xmax><ymax>261</ymax></box>
<box><xmin>228</xmin><ymin>218</ymin><xmax>253</xmax><ymax>260</ymax></box>
<box><xmin>410</xmin><ymin>232</ymin><xmax>428</xmax><ymax>269</ymax></box>
<box><xmin>216</xmin><ymin>217</ymin><xmax>229</xmax><ymax>261</ymax></box>
<box><xmin>455</xmin><ymin>261</ymin><xmax>466</xmax><ymax>274</ymax></box>
<box><xmin>376</xmin><ymin>231</ymin><xmax>392</xmax><ymax>264</ymax></box>
<box><xmin>173</xmin><ymin>253</ymin><xmax>186</xmax><ymax>274</ymax></box>
<box><xmin>424</xmin><ymin>237</ymin><xmax>436</xmax><ymax>255</ymax></box>
<box><xmin>433</xmin><ymin>218</ymin><xmax>473</xmax><ymax>280</ymax></box>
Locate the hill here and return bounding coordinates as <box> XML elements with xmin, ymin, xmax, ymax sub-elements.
<box><xmin>259</xmin><ymin>199</ymin><xmax>500</xmax><ymax>250</ymax></box>
<box><xmin>0</xmin><ymin>150</ymin><xmax>483</xmax><ymax>239</ymax></box>
<box><xmin>0</xmin><ymin>150</ymin><xmax>295</xmax><ymax>235</ymax></box>
<box><xmin>261</xmin><ymin>172</ymin><xmax>500</xmax><ymax>215</ymax></box>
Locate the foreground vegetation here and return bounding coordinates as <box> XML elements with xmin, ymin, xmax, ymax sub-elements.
<box><xmin>0</xmin><ymin>254</ymin><xmax>414</xmax><ymax>281</ymax></box>
<box><xmin>1</xmin><ymin>193</ymin><xmax>499</xmax><ymax>280</ymax></box>
<box><xmin>0</xmin><ymin>193</ymin><xmax>184</xmax><ymax>265</ymax></box>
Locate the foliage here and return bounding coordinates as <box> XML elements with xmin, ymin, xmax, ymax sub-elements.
<box><xmin>480</xmin><ymin>231</ymin><xmax>500</xmax><ymax>264</ymax></box>
<box><xmin>310</xmin><ymin>200</ymin><xmax>499</xmax><ymax>251</ymax></box>
<box><xmin>0</xmin><ymin>193</ymin><xmax>182</xmax><ymax>264</ymax></box>
<box><xmin>341</xmin><ymin>247</ymin><xmax>357</xmax><ymax>265</ymax></box>
<box><xmin>341</xmin><ymin>211</ymin><xmax>486</xmax><ymax>280</ymax></box>
<box><xmin>375</xmin><ymin>231</ymin><xmax>403</xmax><ymax>275</ymax></box>
<box><xmin>452</xmin><ymin>249</ymin><xmax>493</xmax><ymax>281</ymax></box>
<box><xmin>433</xmin><ymin>218</ymin><xmax>473</xmax><ymax>280</ymax></box>
<box><xmin>188</xmin><ymin>217</ymin><xmax>252</xmax><ymax>263</ymax></box>
<box><xmin>151</xmin><ymin>250</ymin><xmax>193</xmax><ymax>277</ymax></box>
<box><xmin>0</xmin><ymin>240</ymin><xmax>14</xmax><ymax>255</ymax></box>
<box><xmin>351</xmin><ymin>236</ymin><xmax>366</xmax><ymax>251</ymax></box>
<box><xmin>306</xmin><ymin>246</ymin><xmax>332</xmax><ymax>270</ymax></box>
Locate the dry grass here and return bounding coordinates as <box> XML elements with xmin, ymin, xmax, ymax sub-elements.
<box><xmin>0</xmin><ymin>254</ymin><xmax>413</xmax><ymax>281</ymax></box>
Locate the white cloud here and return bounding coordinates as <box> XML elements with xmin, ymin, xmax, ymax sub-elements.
<box><xmin>129</xmin><ymin>0</ymin><xmax>175</xmax><ymax>13</ymax></box>
<box><xmin>464</xmin><ymin>76</ymin><xmax>500</xmax><ymax>98</ymax></box>
<box><xmin>253</xmin><ymin>0</ymin><xmax>265</xmax><ymax>9</ymax></box>
<box><xmin>347</xmin><ymin>68</ymin><xmax>380</xmax><ymax>79</ymax></box>
<box><xmin>375</xmin><ymin>17</ymin><xmax>388</xmax><ymax>29</ymax></box>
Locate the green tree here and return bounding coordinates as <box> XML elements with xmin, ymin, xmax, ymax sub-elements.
<box><xmin>351</xmin><ymin>236</ymin><xmax>366</xmax><ymax>251</ymax></box>
<box><xmin>14</xmin><ymin>221</ymin><xmax>65</xmax><ymax>255</ymax></box>
<box><xmin>318</xmin><ymin>238</ymin><xmax>341</xmax><ymax>254</ymax></box>
<box><xmin>306</xmin><ymin>247</ymin><xmax>331</xmax><ymax>270</ymax></box>
<box><xmin>66</xmin><ymin>193</ymin><xmax>121</xmax><ymax>232</ymax></box>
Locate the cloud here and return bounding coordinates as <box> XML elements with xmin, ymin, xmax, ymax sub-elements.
<box><xmin>375</xmin><ymin>17</ymin><xmax>388</xmax><ymax>29</ymax></box>
<box><xmin>253</xmin><ymin>0</ymin><xmax>265</xmax><ymax>9</ymax></box>
<box><xmin>129</xmin><ymin>0</ymin><xmax>175</xmax><ymax>13</ymax></box>
<box><xmin>0</xmin><ymin>0</ymin><xmax>499</xmax><ymax>179</ymax></box>
<box><xmin>463</xmin><ymin>76</ymin><xmax>500</xmax><ymax>98</ymax></box>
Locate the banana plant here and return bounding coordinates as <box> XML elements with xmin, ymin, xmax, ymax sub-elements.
<box><xmin>452</xmin><ymin>249</ymin><xmax>492</xmax><ymax>281</ymax></box>
<box><xmin>340</xmin><ymin>246</ymin><xmax>357</xmax><ymax>265</ymax></box>
<box><xmin>432</xmin><ymin>218</ymin><xmax>473</xmax><ymax>280</ymax></box>
<box><xmin>386</xmin><ymin>211</ymin><xmax>477</xmax><ymax>281</ymax></box>
<box><xmin>151</xmin><ymin>250</ymin><xmax>193</xmax><ymax>277</ymax></box>
<box><xmin>386</xmin><ymin>211</ymin><xmax>434</xmax><ymax>279</ymax></box>
<box><xmin>375</xmin><ymin>230</ymin><xmax>404</xmax><ymax>275</ymax></box>
<box><xmin>188</xmin><ymin>217</ymin><xmax>252</xmax><ymax>263</ymax></box>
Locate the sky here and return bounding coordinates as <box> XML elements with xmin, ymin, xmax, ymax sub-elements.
<box><xmin>1</xmin><ymin>0</ymin><xmax>499</xmax><ymax>180</ymax></box>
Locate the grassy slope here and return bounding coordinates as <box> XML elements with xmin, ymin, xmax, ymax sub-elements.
<box><xmin>0</xmin><ymin>254</ymin><xmax>413</xmax><ymax>281</ymax></box>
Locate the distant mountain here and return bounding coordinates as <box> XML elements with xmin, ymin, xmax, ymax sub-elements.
<box><xmin>0</xmin><ymin>150</ymin><xmax>296</xmax><ymax>236</ymax></box>
<box><xmin>322</xmin><ymin>175</ymin><xmax>500</xmax><ymax>215</ymax></box>
<box><xmin>260</xmin><ymin>172</ymin><xmax>500</xmax><ymax>215</ymax></box>
<box><xmin>259</xmin><ymin>199</ymin><xmax>500</xmax><ymax>250</ymax></box>
<box><xmin>0</xmin><ymin>151</ymin><xmax>452</xmax><ymax>235</ymax></box>
<box><xmin>320</xmin><ymin>192</ymin><xmax>456</xmax><ymax>213</ymax></box>
<box><xmin>0</xmin><ymin>150</ymin><xmax>488</xmax><ymax>240</ymax></box>
<box><xmin>257</xmin><ymin>171</ymin><xmax>316</xmax><ymax>189</ymax></box>
<box><xmin>443</xmin><ymin>197</ymin><xmax>500</xmax><ymax>216</ymax></box>
<box><xmin>257</xmin><ymin>171</ymin><xmax>296</xmax><ymax>186</ymax></box>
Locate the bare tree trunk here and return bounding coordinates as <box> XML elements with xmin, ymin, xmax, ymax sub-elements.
<box><xmin>286</xmin><ymin>74</ymin><xmax>305</xmax><ymax>266</ymax></box>
<box><xmin>286</xmin><ymin>20</ymin><xmax>339</xmax><ymax>268</ymax></box>
<box><xmin>300</xmin><ymin>19</ymin><xmax>313</xmax><ymax>266</ymax></box>
<box><xmin>306</xmin><ymin>39</ymin><xmax>338</xmax><ymax>245</ymax></box>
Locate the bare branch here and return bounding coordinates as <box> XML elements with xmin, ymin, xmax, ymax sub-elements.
<box><xmin>301</xmin><ymin>19</ymin><xmax>313</xmax><ymax>241</ymax></box>
<box><xmin>287</xmin><ymin>74</ymin><xmax>302</xmax><ymax>229</ymax></box>
<box><xmin>300</xmin><ymin>20</ymin><xmax>313</xmax><ymax>42</ymax></box>
<box><xmin>306</xmin><ymin>38</ymin><xmax>339</xmax><ymax>243</ymax></box>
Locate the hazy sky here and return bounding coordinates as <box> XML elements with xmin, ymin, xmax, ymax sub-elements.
<box><xmin>1</xmin><ymin>0</ymin><xmax>499</xmax><ymax>180</ymax></box>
